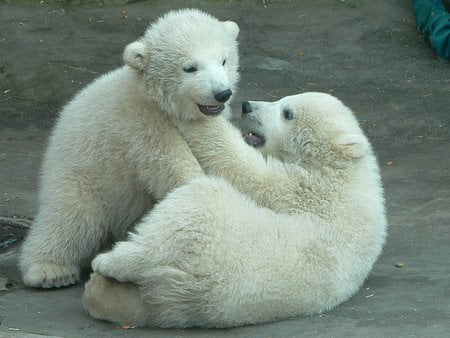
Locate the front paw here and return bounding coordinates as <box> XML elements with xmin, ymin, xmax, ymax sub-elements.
<box><xmin>92</xmin><ymin>253</ymin><xmax>131</xmax><ymax>282</ymax></box>
<box><xmin>91</xmin><ymin>253</ymin><xmax>113</xmax><ymax>277</ymax></box>
<box><xmin>22</xmin><ymin>261</ymin><xmax>80</xmax><ymax>288</ymax></box>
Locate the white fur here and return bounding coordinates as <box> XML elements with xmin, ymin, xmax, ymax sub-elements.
<box><xmin>19</xmin><ymin>9</ymin><xmax>240</xmax><ymax>288</ymax></box>
<box><xmin>82</xmin><ymin>92</ymin><xmax>387</xmax><ymax>328</ymax></box>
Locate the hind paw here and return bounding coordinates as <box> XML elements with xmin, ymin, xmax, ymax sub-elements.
<box><xmin>82</xmin><ymin>272</ymin><xmax>113</xmax><ymax>320</ymax></box>
<box><xmin>82</xmin><ymin>272</ymin><xmax>143</xmax><ymax>325</ymax></box>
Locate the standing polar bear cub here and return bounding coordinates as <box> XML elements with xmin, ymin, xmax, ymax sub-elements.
<box><xmin>83</xmin><ymin>92</ymin><xmax>387</xmax><ymax>328</ymax></box>
<box><xmin>19</xmin><ymin>9</ymin><xmax>239</xmax><ymax>288</ymax></box>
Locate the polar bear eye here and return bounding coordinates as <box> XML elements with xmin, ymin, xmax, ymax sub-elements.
<box><xmin>183</xmin><ymin>65</ymin><xmax>197</xmax><ymax>73</ymax></box>
<box><xmin>222</xmin><ymin>59</ymin><xmax>226</xmax><ymax>66</ymax></box>
<box><xmin>283</xmin><ymin>109</ymin><xmax>294</xmax><ymax>121</ymax></box>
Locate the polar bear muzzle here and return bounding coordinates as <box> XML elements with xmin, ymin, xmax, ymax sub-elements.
<box><xmin>197</xmin><ymin>89</ymin><xmax>233</xmax><ymax>115</ymax></box>
<box><xmin>241</xmin><ymin>101</ymin><xmax>266</xmax><ymax>147</ymax></box>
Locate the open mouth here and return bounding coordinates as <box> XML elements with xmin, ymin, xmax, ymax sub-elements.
<box><xmin>198</xmin><ymin>104</ymin><xmax>225</xmax><ymax>115</ymax></box>
<box><xmin>244</xmin><ymin>131</ymin><xmax>266</xmax><ymax>148</ymax></box>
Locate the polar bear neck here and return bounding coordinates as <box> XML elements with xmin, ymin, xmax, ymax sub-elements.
<box><xmin>284</xmin><ymin>151</ymin><xmax>382</xmax><ymax>222</ymax></box>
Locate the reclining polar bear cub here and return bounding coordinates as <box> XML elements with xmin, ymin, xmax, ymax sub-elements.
<box><xmin>19</xmin><ymin>9</ymin><xmax>240</xmax><ymax>288</ymax></box>
<box><xmin>83</xmin><ymin>92</ymin><xmax>387</xmax><ymax>328</ymax></box>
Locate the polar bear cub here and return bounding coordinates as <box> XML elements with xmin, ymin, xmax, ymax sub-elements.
<box><xmin>82</xmin><ymin>92</ymin><xmax>387</xmax><ymax>328</ymax></box>
<box><xmin>19</xmin><ymin>9</ymin><xmax>239</xmax><ymax>288</ymax></box>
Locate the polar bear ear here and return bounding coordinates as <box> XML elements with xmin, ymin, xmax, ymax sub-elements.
<box><xmin>334</xmin><ymin>133</ymin><xmax>369</xmax><ymax>159</ymax></box>
<box><xmin>222</xmin><ymin>21</ymin><xmax>239</xmax><ymax>40</ymax></box>
<box><xmin>123</xmin><ymin>40</ymin><xmax>146</xmax><ymax>71</ymax></box>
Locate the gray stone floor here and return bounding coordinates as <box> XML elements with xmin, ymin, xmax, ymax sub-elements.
<box><xmin>1</xmin><ymin>1</ymin><xmax>449</xmax><ymax>337</ymax></box>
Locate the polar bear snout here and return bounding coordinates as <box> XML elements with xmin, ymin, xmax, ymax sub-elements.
<box><xmin>214</xmin><ymin>89</ymin><xmax>232</xmax><ymax>103</ymax></box>
<box><xmin>197</xmin><ymin>89</ymin><xmax>233</xmax><ymax>115</ymax></box>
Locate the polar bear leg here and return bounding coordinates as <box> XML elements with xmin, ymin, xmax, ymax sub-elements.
<box><xmin>83</xmin><ymin>272</ymin><xmax>150</xmax><ymax>326</ymax></box>
<box><xmin>19</xmin><ymin>192</ymin><xmax>112</xmax><ymax>288</ymax></box>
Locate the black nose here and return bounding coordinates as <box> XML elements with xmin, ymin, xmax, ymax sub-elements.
<box><xmin>214</xmin><ymin>89</ymin><xmax>232</xmax><ymax>103</ymax></box>
<box><xmin>242</xmin><ymin>101</ymin><xmax>252</xmax><ymax>114</ymax></box>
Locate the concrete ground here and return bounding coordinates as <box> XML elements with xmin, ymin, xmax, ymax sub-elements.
<box><xmin>0</xmin><ymin>0</ymin><xmax>449</xmax><ymax>337</ymax></box>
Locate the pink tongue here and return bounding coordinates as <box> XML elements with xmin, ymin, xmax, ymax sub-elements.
<box><xmin>198</xmin><ymin>104</ymin><xmax>223</xmax><ymax>115</ymax></box>
<box><xmin>207</xmin><ymin>105</ymin><xmax>220</xmax><ymax>113</ymax></box>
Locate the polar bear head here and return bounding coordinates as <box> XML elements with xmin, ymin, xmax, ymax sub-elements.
<box><xmin>123</xmin><ymin>9</ymin><xmax>239</xmax><ymax>121</ymax></box>
<box><xmin>241</xmin><ymin>92</ymin><xmax>371</xmax><ymax>167</ymax></box>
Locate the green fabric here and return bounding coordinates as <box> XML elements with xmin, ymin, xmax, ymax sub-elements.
<box><xmin>413</xmin><ymin>0</ymin><xmax>450</xmax><ymax>61</ymax></box>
